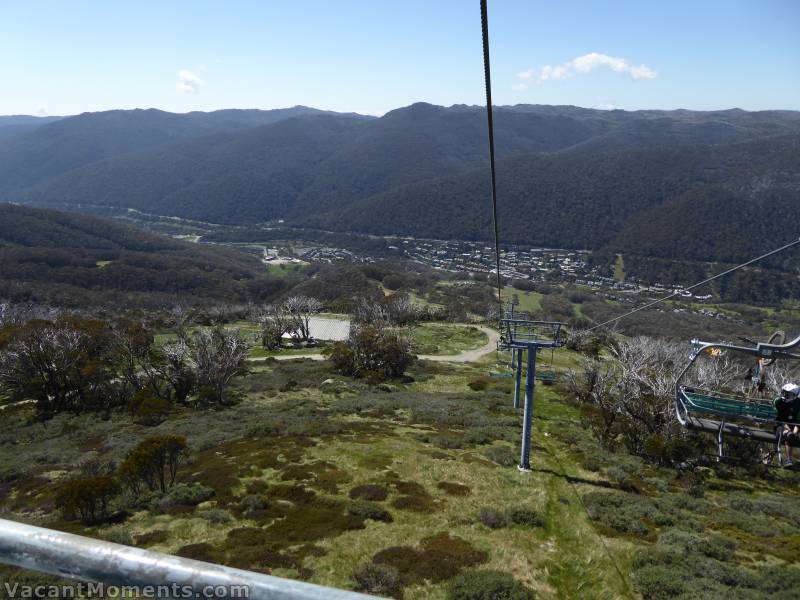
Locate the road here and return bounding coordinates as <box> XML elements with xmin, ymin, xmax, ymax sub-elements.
<box><xmin>249</xmin><ymin>323</ymin><xmax>499</xmax><ymax>364</ymax></box>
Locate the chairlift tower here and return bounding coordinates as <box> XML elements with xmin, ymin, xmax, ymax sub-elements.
<box><xmin>499</xmin><ymin>315</ymin><xmax>565</xmax><ymax>472</ymax></box>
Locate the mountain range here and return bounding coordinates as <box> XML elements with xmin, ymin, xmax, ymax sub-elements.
<box><xmin>1</xmin><ymin>103</ymin><xmax>799</xmax><ymax>265</ymax></box>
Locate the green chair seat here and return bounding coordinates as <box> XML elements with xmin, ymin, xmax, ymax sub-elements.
<box><xmin>682</xmin><ymin>390</ymin><xmax>776</xmax><ymax>421</ymax></box>
<box><xmin>536</xmin><ymin>371</ymin><xmax>557</xmax><ymax>383</ymax></box>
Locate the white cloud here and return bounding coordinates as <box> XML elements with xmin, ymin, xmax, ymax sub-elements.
<box><xmin>176</xmin><ymin>69</ymin><xmax>205</xmax><ymax>93</ymax></box>
<box><xmin>521</xmin><ymin>52</ymin><xmax>656</xmax><ymax>84</ymax></box>
<box><xmin>512</xmin><ymin>82</ymin><xmax>528</xmax><ymax>91</ymax></box>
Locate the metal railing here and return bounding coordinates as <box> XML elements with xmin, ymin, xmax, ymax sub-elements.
<box><xmin>0</xmin><ymin>518</ymin><xmax>376</xmax><ymax>600</ymax></box>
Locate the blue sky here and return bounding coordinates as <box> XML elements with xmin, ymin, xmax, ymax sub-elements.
<box><xmin>1</xmin><ymin>0</ymin><xmax>798</xmax><ymax>116</ymax></box>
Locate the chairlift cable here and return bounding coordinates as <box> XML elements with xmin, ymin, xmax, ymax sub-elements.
<box><xmin>586</xmin><ymin>236</ymin><xmax>800</xmax><ymax>333</ymax></box>
<box><xmin>480</xmin><ymin>0</ymin><xmax>504</xmax><ymax>312</ymax></box>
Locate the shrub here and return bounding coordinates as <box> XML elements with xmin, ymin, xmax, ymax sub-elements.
<box><xmin>468</xmin><ymin>378</ymin><xmax>489</xmax><ymax>392</ymax></box>
<box><xmin>100</xmin><ymin>525</ymin><xmax>133</xmax><ymax>545</ymax></box>
<box><xmin>478</xmin><ymin>507</ymin><xmax>507</xmax><ymax>529</ymax></box>
<box><xmin>437</xmin><ymin>481</ymin><xmax>471</xmax><ymax>496</ymax></box>
<box><xmin>56</xmin><ymin>476</ymin><xmax>121</xmax><ymax>524</ymax></box>
<box><xmin>176</xmin><ymin>543</ymin><xmax>216</xmax><ymax>561</ymax></box>
<box><xmin>239</xmin><ymin>494</ymin><xmax>270</xmax><ymax>515</ymax></box>
<box><xmin>198</xmin><ymin>508</ymin><xmax>233</xmax><ymax>524</ymax></box>
<box><xmin>349</xmin><ymin>484</ymin><xmax>388</xmax><ymax>502</ymax></box>
<box><xmin>448</xmin><ymin>570</ymin><xmax>536</xmax><ymax>600</ymax></box>
<box><xmin>127</xmin><ymin>389</ymin><xmax>170</xmax><ymax>426</ymax></box>
<box><xmin>118</xmin><ymin>435</ymin><xmax>187</xmax><ymax>495</ymax></box>
<box><xmin>373</xmin><ymin>532</ymin><xmax>488</xmax><ymax>585</ymax></box>
<box><xmin>506</xmin><ymin>507</ymin><xmax>545</xmax><ymax>528</ymax></box>
<box><xmin>583</xmin><ymin>492</ymin><xmax>660</xmax><ymax>538</ymax></box>
<box><xmin>633</xmin><ymin>565</ymin><xmax>689</xmax><ymax>599</ymax></box>
<box><xmin>348</xmin><ymin>501</ymin><xmax>393</xmax><ymax>523</ymax></box>
<box><xmin>326</xmin><ymin>325</ymin><xmax>414</xmax><ymax>381</ymax></box>
<box><xmin>134</xmin><ymin>529</ymin><xmax>168</xmax><ymax>546</ymax></box>
<box><xmin>154</xmin><ymin>483</ymin><xmax>214</xmax><ymax>509</ymax></box>
<box><xmin>484</xmin><ymin>445</ymin><xmax>517</xmax><ymax>467</ymax></box>
<box><xmin>351</xmin><ymin>562</ymin><xmax>402</xmax><ymax>598</ymax></box>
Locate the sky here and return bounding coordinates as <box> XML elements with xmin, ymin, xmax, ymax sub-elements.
<box><xmin>1</xmin><ymin>0</ymin><xmax>799</xmax><ymax>116</ymax></box>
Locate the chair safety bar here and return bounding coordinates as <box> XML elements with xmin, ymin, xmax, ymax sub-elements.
<box><xmin>0</xmin><ymin>519</ymin><xmax>376</xmax><ymax>600</ymax></box>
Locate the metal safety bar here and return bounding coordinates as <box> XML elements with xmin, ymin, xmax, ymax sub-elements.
<box><xmin>0</xmin><ymin>518</ymin><xmax>376</xmax><ymax>600</ymax></box>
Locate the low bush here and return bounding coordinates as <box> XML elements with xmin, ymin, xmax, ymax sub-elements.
<box><xmin>373</xmin><ymin>532</ymin><xmax>488</xmax><ymax>586</ymax></box>
<box><xmin>477</xmin><ymin>506</ymin><xmax>544</xmax><ymax>529</ymax></box>
<box><xmin>583</xmin><ymin>492</ymin><xmax>664</xmax><ymax>538</ymax></box>
<box><xmin>176</xmin><ymin>543</ymin><xmax>216</xmax><ymax>561</ymax></box>
<box><xmin>349</xmin><ymin>484</ymin><xmax>388</xmax><ymax>502</ymax></box>
<box><xmin>447</xmin><ymin>570</ymin><xmax>536</xmax><ymax>600</ymax></box>
<box><xmin>239</xmin><ymin>494</ymin><xmax>270</xmax><ymax>515</ymax></box>
<box><xmin>348</xmin><ymin>501</ymin><xmax>393</xmax><ymax>523</ymax></box>
<box><xmin>506</xmin><ymin>507</ymin><xmax>545</xmax><ymax>528</ymax></box>
<box><xmin>55</xmin><ymin>476</ymin><xmax>120</xmax><ymax>524</ymax></box>
<box><xmin>351</xmin><ymin>562</ymin><xmax>402</xmax><ymax>598</ymax></box>
<box><xmin>467</xmin><ymin>378</ymin><xmax>489</xmax><ymax>392</ymax></box>
<box><xmin>100</xmin><ymin>525</ymin><xmax>133</xmax><ymax>545</ymax></box>
<box><xmin>198</xmin><ymin>508</ymin><xmax>233</xmax><ymax>524</ymax></box>
<box><xmin>128</xmin><ymin>389</ymin><xmax>170</xmax><ymax>426</ymax></box>
<box><xmin>484</xmin><ymin>445</ymin><xmax>517</xmax><ymax>467</ymax></box>
<box><xmin>478</xmin><ymin>507</ymin><xmax>507</xmax><ymax>529</ymax></box>
<box><xmin>153</xmin><ymin>483</ymin><xmax>214</xmax><ymax>510</ymax></box>
<box><xmin>437</xmin><ymin>481</ymin><xmax>471</xmax><ymax>496</ymax></box>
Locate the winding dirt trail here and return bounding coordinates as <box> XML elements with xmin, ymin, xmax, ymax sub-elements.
<box><xmin>248</xmin><ymin>323</ymin><xmax>499</xmax><ymax>364</ymax></box>
<box><xmin>417</xmin><ymin>324</ymin><xmax>499</xmax><ymax>363</ymax></box>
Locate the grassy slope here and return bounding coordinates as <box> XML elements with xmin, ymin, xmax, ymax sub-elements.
<box><xmin>410</xmin><ymin>324</ymin><xmax>488</xmax><ymax>355</ymax></box>
<box><xmin>1</xmin><ymin>347</ymin><xmax>798</xmax><ymax>598</ymax></box>
<box><xmin>501</xmin><ymin>286</ymin><xmax>544</xmax><ymax>314</ymax></box>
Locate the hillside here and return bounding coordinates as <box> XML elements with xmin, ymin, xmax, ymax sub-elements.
<box><xmin>3</xmin><ymin>104</ymin><xmax>800</xmax><ymax>264</ymax></box>
<box><xmin>0</xmin><ymin>106</ymin><xmax>363</xmax><ymax>196</ymax></box>
<box><xmin>305</xmin><ymin>134</ymin><xmax>800</xmax><ymax>265</ymax></box>
<box><xmin>0</xmin><ymin>204</ymin><xmax>284</xmax><ymax>307</ymax></box>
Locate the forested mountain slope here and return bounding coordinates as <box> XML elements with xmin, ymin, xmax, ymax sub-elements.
<box><xmin>0</xmin><ymin>204</ymin><xmax>284</xmax><ymax>306</ymax></box>
<box><xmin>306</xmin><ymin>134</ymin><xmax>800</xmax><ymax>262</ymax></box>
<box><xmin>2</xmin><ymin>104</ymin><xmax>799</xmax><ymax>265</ymax></box>
<box><xmin>0</xmin><ymin>106</ymin><xmax>354</xmax><ymax>196</ymax></box>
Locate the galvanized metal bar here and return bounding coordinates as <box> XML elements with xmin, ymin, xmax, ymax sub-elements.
<box><xmin>513</xmin><ymin>349</ymin><xmax>522</xmax><ymax>409</ymax></box>
<box><xmin>0</xmin><ymin>519</ymin><xmax>376</xmax><ymax>600</ymax></box>
<box><xmin>519</xmin><ymin>345</ymin><xmax>536</xmax><ymax>472</ymax></box>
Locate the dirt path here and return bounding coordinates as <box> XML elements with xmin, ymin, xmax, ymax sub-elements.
<box><xmin>248</xmin><ymin>324</ymin><xmax>499</xmax><ymax>364</ymax></box>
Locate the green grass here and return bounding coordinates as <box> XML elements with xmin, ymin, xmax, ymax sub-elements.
<box><xmin>411</xmin><ymin>324</ymin><xmax>488</xmax><ymax>355</ymax></box>
<box><xmin>613</xmin><ymin>254</ymin><xmax>626</xmax><ymax>282</ymax></box>
<box><xmin>3</xmin><ymin>350</ymin><xmax>799</xmax><ymax>599</ymax></box>
<box><xmin>501</xmin><ymin>287</ymin><xmax>544</xmax><ymax>315</ymax></box>
<box><xmin>267</xmin><ymin>263</ymin><xmax>306</xmax><ymax>278</ymax></box>
<box><xmin>249</xmin><ymin>346</ymin><xmax>324</xmax><ymax>358</ymax></box>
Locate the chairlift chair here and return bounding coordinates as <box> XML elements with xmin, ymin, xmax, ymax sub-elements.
<box><xmin>675</xmin><ymin>332</ymin><xmax>800</xmax><ymax>464</ymax></box>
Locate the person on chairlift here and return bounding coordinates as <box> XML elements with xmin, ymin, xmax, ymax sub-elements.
<box><xmin>775</xmin><ymin>383</ymin><xmax>800</xmax><ymax>466</ymax></box>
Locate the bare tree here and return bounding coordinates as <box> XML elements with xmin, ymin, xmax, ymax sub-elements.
<box><xmin>282</xmin><ymin>296</ymin><xmax>322</xmax><ymax>343</ymax></box>
<box><xmin>385</xmin><ymin>294</ymin><xmax>420</xmax><ymax>326</ymax></box>
<box><xmin>185</xmin><ymin>328</ymin><xmax>249</xmax><ymax>407</ymax></box>
<box><xmin>253</xmin><ymin>304</ymin><xmax>291</xmax><ymax>350</ymax></box>
<box><xmin>353</xmin><ymin>297</ymin><xmax>389</xmax><ymax>326</ymax></box>
<box><xmin>0</xmin><ymin>319</ymin><xmax>120</xmax><ymax>417</ymax></box>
